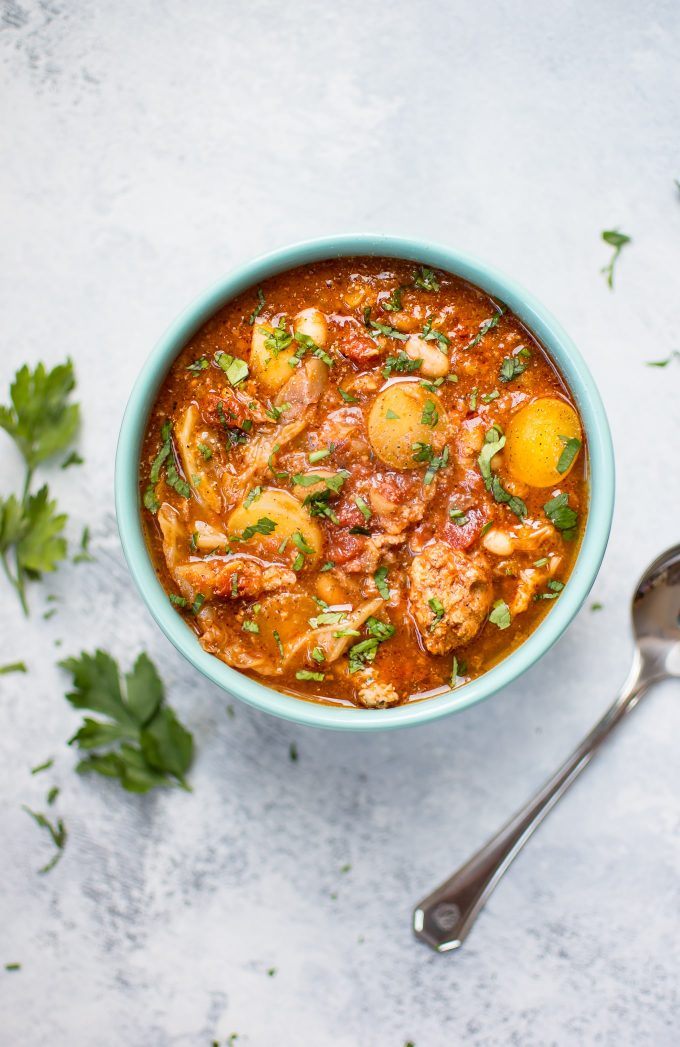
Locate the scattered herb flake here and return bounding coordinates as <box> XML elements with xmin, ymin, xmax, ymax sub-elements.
<box><xmin>489</xmin><ymin>599</ymin><xmax>512</xmax><ymax>630</ymax></box>
<box><xmin>601</xmin><ymin>229</ymin><xmax>631</xmax><ymax>289</ymax></box>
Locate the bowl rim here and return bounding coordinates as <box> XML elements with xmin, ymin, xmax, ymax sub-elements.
<box><xmin>115</xmin><ymin>233</ymin><xmax>615</xmax><ymax>731</ymax></box>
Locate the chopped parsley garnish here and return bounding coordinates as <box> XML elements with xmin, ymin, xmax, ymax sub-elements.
<box><xmin>311</xmin><ymin>647</ymin><xmax>325</xmax><ymax>663</ymax></box>
<box><xmin>347</xmin><ymin>617</ymin><xmax>395</xmax><ymax>673</ymax></box>
<box><xmin>478</xmin><ymin>428</ymin><xmax>527</xmax><ymax>519</ymax></box>
<box><xmin>591</xmin><ymin>602</ymin><xmax>603</xmax><ymax>612</ymax></box>
<box><xmin>244</xmin><ymin>486</ymin><xmax>262</xmax><ymax>509</ymax></box>
<box><xmin>534</xmin><ymin>580</ymin><xmax>565</xmax><ymax>601</ymax></box>
<box><xmin>382</xmin><ymin>287</ymin><xmax>403</xmax><ymax>312</ymax></box>
<box><xmin>292</xmin><ymin>531</ymin><xmax>315</xmax><ymax>555</ymax></box>
<box><xmin>231</xmin><ymin>516</ymin><xmax>278</xmax><ymax>542</ymax></box>
<box><xmin>309</xmin><ymin>445</ymin><xmax>333</xmax><ymax>463</ymax></box>
<box><xmin>293</xmin><ymin>331</ymin><xmax>334</xmax><ymax>368</ymax></box>
<box><xmin>242</xmin><ymin>620</ymin><xmax>259</xmax><ymax>633</ymax></box>
<box><xmin>73</xmin><ymin>525</ymin><xmax>95</xmax><ymax>564</ymax></box>
<box><xmin>60</xmin><ymin>649</ymin><xmax>194</xmax><ymax>793</ymax></box>
<box><xmin>267</xmin><ymin>444</ymin><xmax>289</xmax><ymax>479</ymax></box>
<box><xmin>215</xmin><ymin>351</ymin><xmax>249</xmax><ymax>386</ymax></box>
<box><xmin>556</xmin><ymin>436</ymin><xmax>581</xmax><ymax>474</ymax></box>
<box><xmin>61</xmin><ymin>450</ymin><xmax>84</xmax><ymax>469</ymax></box>
<box><xmin>480</xmin><ymin>521</ymin><xmax>493</xmax><ymax>537</ymax></box>
<box><xmin>165</xmin><ymin>461</ymin><xmax>191</xmax><ymax>499</ymax></box>
<box><xmin>413</xmin><ymin>266</ymin><xmax>440</xmax><ymax>292</ymax></box>
<box><xmin>0</xmin><ymin>661</ymin><xmax>27</xmax><ymax>674</ymax></box>
<box><xmin>382</xmin><ymin>352</ymin><xmax>422</xmax><ymax>378</ymax></box>
<box><xmin>428</xmin><ymin>596</ymin><xmax>445</xmax><ymax>632</ymax></box>
<box><xmin>354</xmin><ymin>495</ymin><xmax>372</xmax><ymax>521</ymax></box>
<box><xmin>191</xmin><ymin>593</ymin><xmax>205</xmax><ymax>615</ymax></box>
<box><xmin>197</xmin><ymin>442</ymin><xmax>212</xmax><ymax>460</ymax></box>
<box><xmin>489</xmin><ymin>599</ymin><xmax>512</xmax><ymax>630</ymax></box>
<box><xmin>30</xmin><ymin>757</ymin><xmax>54</xmax><ymax>775</ymax></box>
<box><xmin>450</xmin><ymin>656</ymin><xmax>467</xmax><ymax>687</ymax></box>
<box><xmin>186</xmin><ymin>357</ymin><xmax>209</xmax><ymax>374</ymax></box>
<box><xmin>449</xmin><ymin>507</ymin><xmax>469</xmax><ymax>526</ymax></box>
<box><xmin>263</xmin><ymin>322</ymin><xmax>293</xmax><ymax>355</ymax></box>
<box><xmin>646</xmin><ymin>351</ymin><xmax>680</xmax><ymax>368</ymax></box>
<box><xmin>169</xmin><ymin>593</ymin><xmax>187</xmax><ymax>608</ymax></box>
<box><xmin>499</xmin><ymin>348</ymin><xmax>531</xmax><ymax>383</ymax></box>
<box><xmin>601</xmin><ymin>229</ymin><xmax>631</xmax><ymax>289</ymax></box>
<box><xmin>421</xmin><ymin>318</ymin><xmax>450</xmax><ymax>353</ymax></box>
<box><xmin>189</xmin><ymin>531</ymin><xmax>198</xmax><ymax>554</ymax></box>
<box><xmin>462</xmin><ymin>309</ymin><xmax>504</xmax><ymax>351</ymax></box>
<box><xmin>480</xmin><ymin>389</ymin><xmax>500</xmax><ymax>404</ymax></box>
<box><xmin>310</xmin><ymin>610</ymin><xmax>346</xmax><ymax>628</ymax></box>
<box><xmin>273</xmin><ymin>630</ymin><xmax>284</xmax><ymax>657</ymax></box>
<box><xmin>22</xmin><ymin>805</ymin><xmax>67</xmax><ymax>874</ymax></box>
<box><xmin>320</xmin><ymin>561</ymin><xmax>335</xmax><ymax>571</ymax></box>
<box><xmin>544</xmin><ymin>492</ymin><xmax>578</xmax><ymax>540</ymax></box>
<box><xmin>296</xmin><ymin>670</ymin><xmax>325</xmax><ymax>682</ymax></box>
<box><xmin>374</xmin><ymin>565</ymin><xmax>390</xmax><ymax>599</ymax></box>
<box><xmin>339</xmin><ymin>388</ymin><xmax>358</xmax><ymax>403</ymax></box>
<box><xmin>533</xmin><ymin>557</ymin><xmax>549</xmax><ymax>567</ymax></box>
<box><xmin>468</xmin><ymin>387</ymin><xmax>478</xmax><ymax>411</ymax></box>
<box><xmin>421</xmin><ymin>398</ymin><xmax>439</xmax><ymax>428</ymax></box>
<box><xmin>349</xmin><ymin>525</ymin><xmax>371</xmax><ymax>535</ymax></box>
<box><xmin>247</xmin><ymin>288</ymin><xmax>266</xmax><ymax>325</ymax></box>
<box><xmin>231</xmin><ymin>573</ymin><xmax>239</xmax><ymax>597</ymax></box>
<box><xmin>385</xmin><ymin>409</ymin><xmax>400</xmax><ymax>420</ymax></box>
<box><xmin>412</xmin><ymin>442</ymin><xmax>449</xmax><ymax>484</ymax></box>
<box><xmin>368</xmin><ymin>318</ymin><xmax>409</xmax><ymax>342</ymax></box>
<box><xmin>265</xmin><ymin>402</ymin><xmax>290</xmax><ymax>422</ymax></box>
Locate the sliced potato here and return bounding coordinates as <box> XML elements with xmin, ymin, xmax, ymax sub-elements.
<box><xmin>294</xmin><ymin>307</ymin><xmax>328</xmax><ymax>347</ymax></box>
<box><xmin>227</xmin><ymin>487</ymin><xmax>323</xmax><ymax>563</ymax></box>
<box><xmin>368</xmin><ymin>382</ymin><xmax>444</xmax><ymax>469</ymax></box>
<box><xmin>250</xmin><ymin>322</ymin><xmax>297</xmax><ymax>393</ymax></box>
<box><xmin>505</xmin><ymin>397</ymin><xmax>582</xmax><ymax>487</ymax></box>
<box><xmin>175</xmin><ymin>404</ymin><xmax>222</xmax><ymax>513</ymax></box>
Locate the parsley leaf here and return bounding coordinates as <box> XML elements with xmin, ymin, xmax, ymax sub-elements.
<box><xmin>60</xmin><ymin>650</ymin><xmax>194</xmax><ymax>792</ymax></box>
<box><xmin>231</xmin><ymin>517</ymin><xmax>277</xmax><ymax>542</ymax></box>
<box><xmin>0</xmin><ymin>661</ymin><xmax>27</xmax><ymax>674</ymax></box>
<box><xmin>646</xmin><ymin>351</ymin><xmax>680</xmax><ymax>368</ymax></box>
<box><xmin>499</xmin><ymin>354</ymin><xmax>529</xmax><ymax>383</ymax></box>
<box><xmin>186</xmin><ymin>357</ymin><xmax>209</xmax><ymax>374</ymax></box>
<box><xmin>477</xmin><ymin>429</ymin><xmax>527</xmax><ymax>520</ymax></box>
<box><xmin>368</xmin><ymin>319</ymin><xmax>409</xmax><ymax>342</ymax></box>
<box><xmin>421</xmin><ymin>318</ymin><xmax>450</xmax><ymax>353</ymax></box>
<box><xmin>428</xmin><ymin>596</ymin><xmax>445</xmax><ymax>632</ymax></box>
<box><xmin>339</xmin><ymin>388</ymin><xmax>358</xmax><ymax>404</ymax></box>
<box><xmin>296</xmin><ymin>670</ymin><xmax>325</xmax><ymax>682</ymax></box>
<box><xmin>382</xmin><ymin>287</ymin><xmax>403</xmax><ymax>312</ymax></box>
<box><xmin>421</xmin><ymin>398</ymin><xmax>439</xmax><ymax>428</ymax></box>
<box><xmin>0</xmin><ymin>359</ymin><xmax>80</xmax><ymax>470</ymax></box>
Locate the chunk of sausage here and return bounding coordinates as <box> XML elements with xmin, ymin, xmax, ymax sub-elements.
<box><xmin>408</xmin><ymin>540</ymin><xmax>493</xmax><ymax>654</ymax></box>
<box><xmin>175</xmin><ymin>558</ymin><xmax>296</xmax><ymax>600</ymax></box>
<box><xmin>355</xmin><ymin>670</ymin><xmax>401</xmax><ymax>708</ymax></box>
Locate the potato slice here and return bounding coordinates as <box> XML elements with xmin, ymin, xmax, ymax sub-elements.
<box><xmin>227</xmin><ymin>487</ymin><xmax>323</xmax><ymax>563</ymax></box>
<box><xmin>368</xmin><ymin>382</ymin><xmax>444</xmax><ymax>469</ymax></box>
<box><xmin>505</xmin><ymin>397</ymin><xmax>582</xmax><ymax>487</ymax></box>
<box><xmin>250</xmin><ymin>322</ymin><xmax>297</xmax><ymax>392</ymax></box>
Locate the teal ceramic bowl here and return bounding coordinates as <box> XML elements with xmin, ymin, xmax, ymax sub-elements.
<box><xmin>115</xmin><ymin>234</ymin><xmax>615</xmax><ymax>731</ymax></box>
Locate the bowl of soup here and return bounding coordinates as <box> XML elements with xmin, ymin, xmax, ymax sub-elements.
<box><xmin>115</xmin><ymin>235</ymin><xmax>614</xmax><ymax>730</ymax></box>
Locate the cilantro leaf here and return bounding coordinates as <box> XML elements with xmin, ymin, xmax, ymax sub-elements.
<box><xmin>556</xmin><ymin>436</ymin><xmax>582</xmax><ymax>474</ymax></box>
<box><xmin>489</xmin><ymin>599</ymin><xmax>512</xmax><ymax>630</ymax></box>
<box><xmin>0</xmin><ymin>360</ymin><xmax>80</xmax><ymax>470</ymax></box>
<box><xmin>544</xmin><ymin>492</ymin><xmax>579</xmax><ymax>539</ymax></box>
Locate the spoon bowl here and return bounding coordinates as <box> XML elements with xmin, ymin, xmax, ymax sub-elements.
<box><xmin>632</xmin><ymin>543</ymin><xmax>680</xmax><ymax>678</ymax></box>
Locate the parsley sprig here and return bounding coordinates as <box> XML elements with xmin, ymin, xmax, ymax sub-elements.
<box><xmin>0</xmin><ymin>360</ymin><xmax>82</xmax><ymax>613</ymax></box>
<box><xmin>60</xmin><ymin>650</ymin><xmax>194</xmax><ymax>793</ymax></box>
<box><xmin>601</xmin><ymin>229</ymin><xmax>631</xmax><ymax>289</ymax></box>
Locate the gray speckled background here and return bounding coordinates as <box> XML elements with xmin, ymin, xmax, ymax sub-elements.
<box><xmin>1</xmin><ymin>1</ymin><xmax>680</xmax><ymax>1044</ymax></box>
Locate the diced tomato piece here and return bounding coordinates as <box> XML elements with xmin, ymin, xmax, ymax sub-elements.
<box><xmin>202</xmin><ymin>389</ymin><xmax>252</xmax><ymax>430</ymax></box>
<box><xmin>443</xmin><ymin>507</ymin><xmax>487</xmax><ymax>550</ymax></box>
<box><xmin>336</xmin><ymin>326</ymin><xmax>382</xmax><ymax>365</ymax></box>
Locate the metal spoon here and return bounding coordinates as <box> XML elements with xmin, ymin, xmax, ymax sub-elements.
<box><xmin>413</xmin><ymin>543</ymin><xmax>680</xmax><ymax>953</ymax></box>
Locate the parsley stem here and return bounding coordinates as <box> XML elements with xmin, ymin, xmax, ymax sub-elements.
<box><xmin>0</xmin><ymin>550</ymin><xmax>28</xmax><ymax>616</ymax></box>
<box><xmin>22</xmin><ymin>466</ymin><xmax>34</xmax><ymax>502</ymax></box>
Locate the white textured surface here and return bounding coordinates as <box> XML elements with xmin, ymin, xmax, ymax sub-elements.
<box><xmin>2</xmin><ymin>1</ymin><xmax>680</xmax><ymax>1044</ymax></box>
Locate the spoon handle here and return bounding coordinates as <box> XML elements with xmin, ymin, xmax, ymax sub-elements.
<box><xmin>413</xmin><ymin>653</ymin><xmax>651</xmax><ymax>952</ymax></box>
